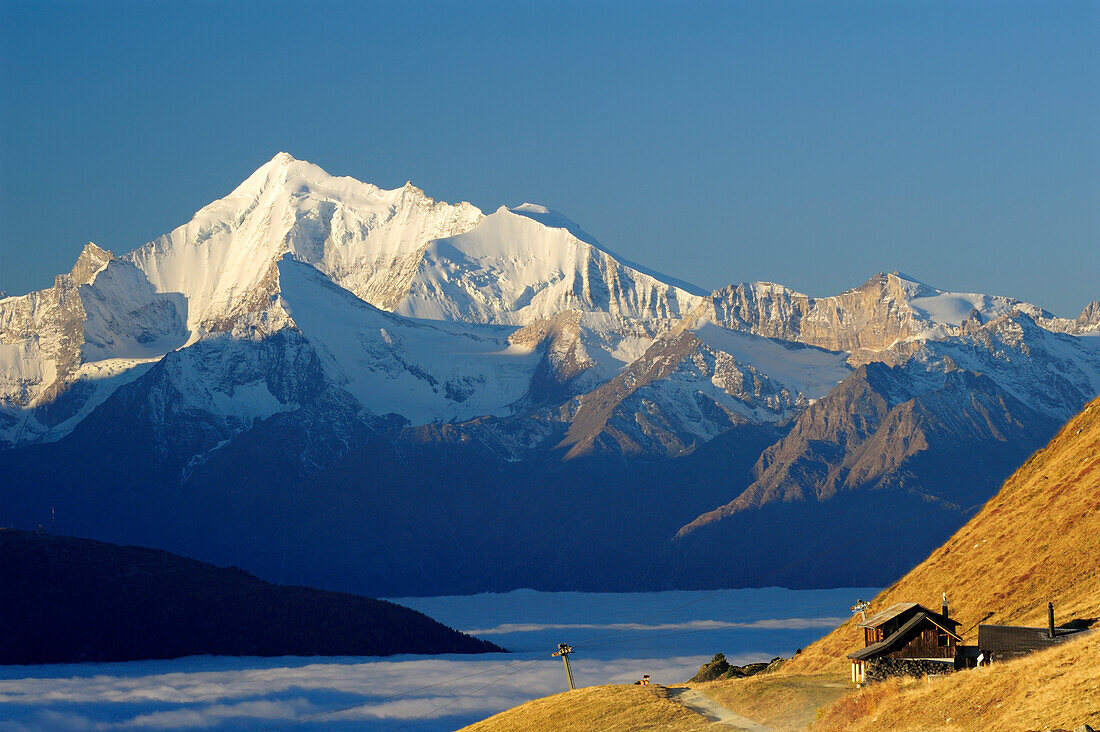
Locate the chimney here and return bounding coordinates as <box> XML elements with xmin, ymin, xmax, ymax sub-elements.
<box><xmin>942</xmin><ymin>592</ymin><xmax>948</xmax><ymax>619</ymax></box>
<box><xmin>1048</xmin><ymin>602</ymin><xmax>1055</xmax><ymax>638</ymax></box>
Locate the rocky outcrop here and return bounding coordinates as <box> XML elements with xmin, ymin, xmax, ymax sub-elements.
<box><xmin>558</xmin><ymin>319</ymin><xmax>849</xmax><ymax>458</ymax></box>
<box><xmin>507</xmin><ymin>311</ymin><xmax>607</xmax><ymax>406</ymax></box>
<box><xmin>1</xmin><ymin>244</ymin><xmax>189</xmax><ymax>445</ymax></box>
<box><xmin>0</xmin><ymin>244</ymin><xmax>108</xmax><ymax>408</ymax></box>
<box><xmin>1075</xmin><ymin>301</ymin><xmax>1100</xmax><ymax>329</ymax></box>
<box><xmin>703</xmin><ymin>272</ymin><xmax>1100</xmax><ymax>363</ymax></box>
<box><xmin>689</xmin><ymin>653</ymin><xmax>783</xmax><ymax>682</ymax></box>
<box><xmin>690</xmin><ymin>653</ymin><xmax>733</xmax><ymax>682</ymax></box>
<box><xmin>707</xmin><ymin>274</ymin><xmax>924</xmax><ymax>361</ymax></box>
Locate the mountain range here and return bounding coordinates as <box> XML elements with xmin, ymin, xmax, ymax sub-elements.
<box><xmin>2</xmin><ymin>153</ymin><xmax>1098</xmax><ymax>595</ymax></box>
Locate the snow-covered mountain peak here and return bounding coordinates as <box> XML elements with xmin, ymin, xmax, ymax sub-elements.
<box><xmin>395</xmin><ymin>206</ymin><xmax>705</xmax><ymax>325</ymax></box>
<box><xmin>889</xmin><ymin>270</ymin><xmax>924</xmax><ymax>283</ymax></box>
<box><xmin>507</xmin><ymin>203</ymin><xmax>601</xmax><ymax>247</ymax></box>
<box><xmin>108</xmin><ymin>156</ymin><xmax>710</xmax><ymax>340</ymax></box>
<box><xmin>125</xmin><ymin>156</ymin><xmax>484</xmax><ymax>340</ymax></box>
<box><xmin>431</xmin><ymin>205</ymin><xmax>583</xmax><ymax>261</ymax></box>
<box><xmin>705</xmin><ymin>272</ymin><xmax>1073</xmax><ymax>361</ymax></box>
<box><xmin>832</xmin><ymin>270</ymin><xmax>1043</xmax><ymax>332</ymax></box>
<box><xmin>887</xmin><ymin>270</ymin><xmax>932</xmax><ymax>292</ymax></box>
<box><xmin>511</xmin><ymin>202</ymin><xmax>552</xmax><ymax>214</ymax></box>
<box><xmin>241</xmin><ymin>150</ymin><xmax>297</xmax><ymax>185</ymax></box>
<box><xmin>228</xmin><ymin>152</ymin><xmax>407</xmax><ymax>218</ymax></box>
<box><xmin>507</xmin><ymin>203</ymin><xmax>708</xmax><ymax>298</ymax></box>
<box><xmin>70</xmin><ymin>242</ymin><xmax>114</xmax><ymax>286</ymax></box>
<box><xmin>1078</xmin><ymin>302</ymin><xmax>1100</xmax><ymax>328</ymax></box>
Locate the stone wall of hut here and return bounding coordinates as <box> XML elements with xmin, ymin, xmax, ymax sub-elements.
<box><xmin>866</xmin><ymin>658</ymin><xmax>955</xmax><ymax>683</ymax></box>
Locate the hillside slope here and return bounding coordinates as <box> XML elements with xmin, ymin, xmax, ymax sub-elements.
<box><xmin>0</xmin><ymin>530</ymin><xmax>502</xmax><ymax>664</ymax></box>
<box><xmin>458</xmin><ymin>685</ymin><xmax>729</xmax><ymax>732</ymax></box>
<box><xmin>784</xmin><ymin>395</ymin><xmax>1100</xmax><ymax>674</ymax></box>
<box><xmin>814</xmin><ymin>631</ymin><xmax>1099</xmax><ymax>731</ymax></box>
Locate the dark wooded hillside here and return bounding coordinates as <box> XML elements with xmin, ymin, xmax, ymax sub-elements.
<box><xmin>0</xmin><ymin>530</ymin><xmax>502</xmax><ymax>664</ymax></box>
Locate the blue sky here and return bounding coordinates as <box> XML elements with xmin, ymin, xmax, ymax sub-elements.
<box><xmin>2</xmin><ymin>0</ymin><xmax>1097</xmax><ymax>315</ymax></box>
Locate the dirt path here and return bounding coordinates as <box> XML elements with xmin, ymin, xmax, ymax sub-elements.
<box><xmin>665</xmin><ymin>687</ymin><xmax>773</xmax><ymax>731</ymax></box>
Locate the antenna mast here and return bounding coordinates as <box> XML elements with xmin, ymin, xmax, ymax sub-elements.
<box><xmin>552</xmin><ymin>643</ymin><xmax>576</xmax><ymax>690</ymax></box>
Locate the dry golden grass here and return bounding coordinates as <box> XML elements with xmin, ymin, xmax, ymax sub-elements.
<box><xmin>458</xmin><ymin>684</ymin><xmax>730</xmax><ymax>732</ymax></box>
<box><xmin>696</xmin><ymin>673</ymin><xmax>850</xmax><ymax>731</ymax></box>
<box><xmin>785</xmin><ymin>397</ymin><xmax>1100</xmax><ymax>675</ymax></box>
<box><xmin>812</xmin><ymin>630</ymin><xmax>1100</xmax><ymax>731</ymax></box>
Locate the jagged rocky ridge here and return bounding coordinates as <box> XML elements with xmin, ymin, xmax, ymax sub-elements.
<box><xmin>2</xmin><ymin>153</ymin><xmax>1098</xmax><ymax>594</ymax></box>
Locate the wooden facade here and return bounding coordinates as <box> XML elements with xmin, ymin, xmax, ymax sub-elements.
<box><xmin>879</xmin><ymin>623</ymin><xmax>956</xmax><ymax>659</ymax></box>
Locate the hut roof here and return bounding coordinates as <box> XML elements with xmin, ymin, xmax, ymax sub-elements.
<box><xmin>978</xmin><ymin>625</ymin><xmax>1093</xmax><ymax>654</ymax></box>
<box><xmin>848</xmin><ymin>611</ymin><xmax>962</xmax><ymax>661</ymax></box>
<box><xmin>857</xmin><ymin>602</ymin><xmax>917</xmax><ymax>628</ymax></box>
<box><xmin>857</xmin><ymin>602</ymin><xmax>959</xmax><ymax>630</ymax></box>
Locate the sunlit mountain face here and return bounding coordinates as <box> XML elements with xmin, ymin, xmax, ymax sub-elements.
<box><xmin>3</xmin><ymin>154</ymin><xmax>1098</xmax><ymax>596</ymax></box>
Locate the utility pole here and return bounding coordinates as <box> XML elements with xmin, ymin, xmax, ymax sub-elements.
<box><xmin>552</xmin><ymin>643</ymin><xmax>576</xmax><ymax>690</ymax></box>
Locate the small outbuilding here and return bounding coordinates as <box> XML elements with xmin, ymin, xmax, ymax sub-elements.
<box><xmin>847</xmin><ymin>601</ymin><xmax>961</xmax><ymax>684</ymax></box>
<box><xmin>978</xmin><ymin>603</ymin><xmax>1093</xmax><ymax>662</ymax></box>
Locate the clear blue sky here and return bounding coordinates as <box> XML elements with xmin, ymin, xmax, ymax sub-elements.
<box><xmin>2</xmin><ymin>0</ymin><xmax>1097</xmax><ymax>315</ymax></box>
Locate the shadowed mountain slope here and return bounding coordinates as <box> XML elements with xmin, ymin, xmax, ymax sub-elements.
<box><xmin>0</xmin><ymin>530</ymin><xmax>502</xmax><ymax>664</ymax></box>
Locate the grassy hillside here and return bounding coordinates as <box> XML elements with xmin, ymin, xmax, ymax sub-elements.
<box><xmin>785</xmin><ymin>396</ymin><xmax>1100</xmax><ymax>674</ymax></box>
<box><xmin>696</xmin><ymin>673</ymin><xmax>850</xmax><ymax>730</ymax></box>
<box><xmin>465</xmin><ymin>638</ymin><xmax>1098</xmax><ymax>732</ymax></box>
<box><xmin>459</xmin><ymin>685</ymin><xmax>729</xmax><ymax>731</ymax></box>
<box><xmin>0</xmin><ymin>530</ymin><xmax>502</xmax><ymax>663</ymax></box>
<box><xmin>814</xmin><ymin>631</ymin><xmax>1099</xmax><ymax>731</ymax></box>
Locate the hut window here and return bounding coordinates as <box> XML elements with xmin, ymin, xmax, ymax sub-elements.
<box><xmin>937</xmin><ymin>630</ymin><xmax>949</xmax><ymax>646</ymax></box>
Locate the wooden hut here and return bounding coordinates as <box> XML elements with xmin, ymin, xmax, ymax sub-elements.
<box><xmin>847</xmin><ymin>602</ymin><xmax>961</xmax><ymax>683</ymax></box>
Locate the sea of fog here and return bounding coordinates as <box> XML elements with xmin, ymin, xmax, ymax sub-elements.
<box><xmin>0</xmin><ymin>587</ymin><xmax>878</xmax><ymax>731</ymax></box>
